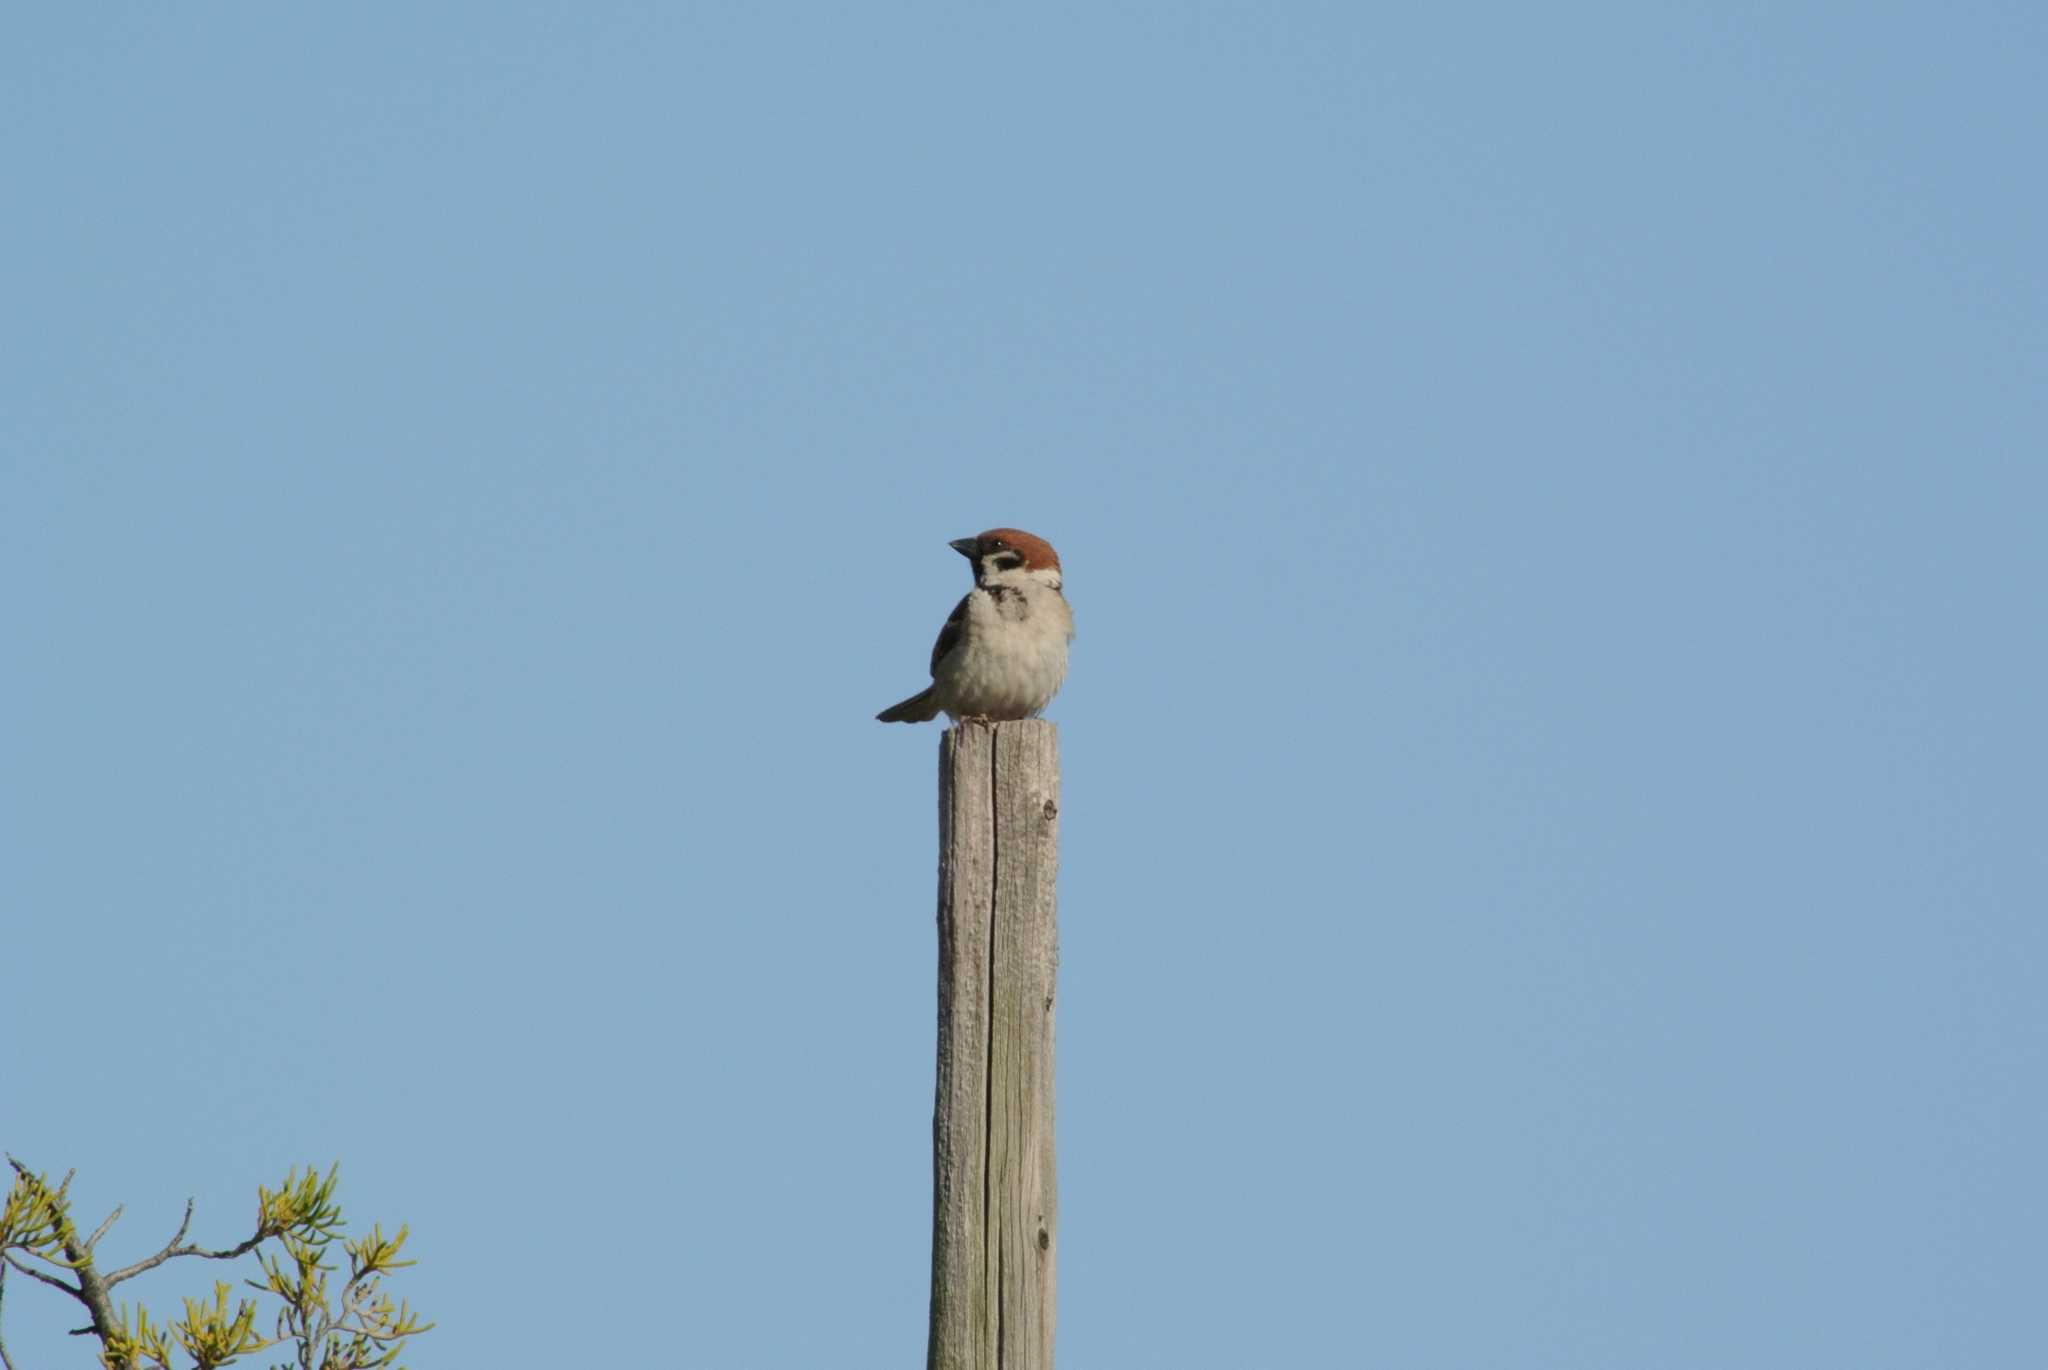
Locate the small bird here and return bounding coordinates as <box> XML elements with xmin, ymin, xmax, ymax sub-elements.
<box><xmin>876</xmin><ymin>528</ymin><xmax>1075</xmax><ymax>724</ymax></box>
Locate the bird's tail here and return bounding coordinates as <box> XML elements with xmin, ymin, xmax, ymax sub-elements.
<box><xmin>876</xmin><ymin>686</ymin><xmax>942</xmax><ymax>723</ymax></box>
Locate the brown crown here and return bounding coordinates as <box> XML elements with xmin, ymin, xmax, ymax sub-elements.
<box><xmin>976</xmin><ymin>528</ymin><xmax>1060</xmax><ymax>572</ymax></box>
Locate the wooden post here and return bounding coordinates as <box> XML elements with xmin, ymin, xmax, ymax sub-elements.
<box><xmin>929</xmin><ymin>720</ymin><xmax>1059</xmax><ymax>1370</ymax></box>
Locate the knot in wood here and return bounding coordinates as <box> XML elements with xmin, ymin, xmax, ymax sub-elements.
<box><xmin>1041</xmin><ymin>797</ymin><xmax>1057</xmax><ymax>821</ymax></box>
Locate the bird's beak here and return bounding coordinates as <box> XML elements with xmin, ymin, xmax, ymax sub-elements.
<box><xmin>949</xmin><ymin>536</ymin><xmax>980</xmax><ymax>559</ymax></box>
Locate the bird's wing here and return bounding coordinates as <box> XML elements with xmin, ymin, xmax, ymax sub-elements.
<box><xmin>928</xmin><ymin>592</ymin><xmax>973</xmax><ymax>677</ymax></box>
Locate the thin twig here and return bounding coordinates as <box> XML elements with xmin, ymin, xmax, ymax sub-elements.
<box><xmin>2</xmin><ymin>1250</ymin><xmax>79</xmax><ymax>1299</ymax></box>
<box><xmin>83</xmin><ymin>1204</ymin><xmax>125</xmax><ymax>1255</ymax></box>
<box><xmin>103</xmin><ymin>1198</ymin><xmax>270</xmax><ymax>1286</ymax></box>
<box><xmin>103</xmin><ymin>1203</ymin><xmax>194</xmax><ymax>1285</ymax></box>
<box><xmin>104</xmin><ymin>1229</ymin><xmax>270</xmax><ymax>1285</ymax></box>
<box><xmin>0</xmin><ymin>1258</ymin><xmax>18</xmax><ymax>1370</ymax></box>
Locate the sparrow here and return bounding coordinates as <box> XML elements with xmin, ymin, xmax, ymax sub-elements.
<box><xmin>876</xmin><ymin>528</ymin><xmax>1075</xmax><ymax>724</ymax></box>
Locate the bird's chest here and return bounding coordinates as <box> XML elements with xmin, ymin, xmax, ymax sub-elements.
<box><xmin>965</xmin><ymin>587</ymin><xmax>1065</xmax><ymax>656</ymax></box>
<box><xmin>941</xmin><ymin>588</ymin><xmax>1069</xmax><ymax>707</ymax></box>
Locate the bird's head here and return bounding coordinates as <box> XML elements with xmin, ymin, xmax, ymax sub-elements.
<box><xmin>951</xmin><ymin>528</ymin><xmax>1062</xmax><ymax>591</ymax></box>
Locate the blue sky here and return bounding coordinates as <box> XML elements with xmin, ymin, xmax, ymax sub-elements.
<box><xmin>6</xmin><ymin>4</ymin><xmax>2044</xmax><ymax>1366</ymax></box>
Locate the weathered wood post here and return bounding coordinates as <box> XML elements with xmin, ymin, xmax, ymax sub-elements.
<box><xmin>928</xmin><ymin>720</ymin><xmax>1059</xmax><ymax>1370</ymax></box>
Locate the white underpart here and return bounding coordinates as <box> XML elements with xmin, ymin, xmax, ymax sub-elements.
<box><xmin>932</xmin><ymin>567</ymin><xmax>1074</xmax><ymax>721</ymax></box>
